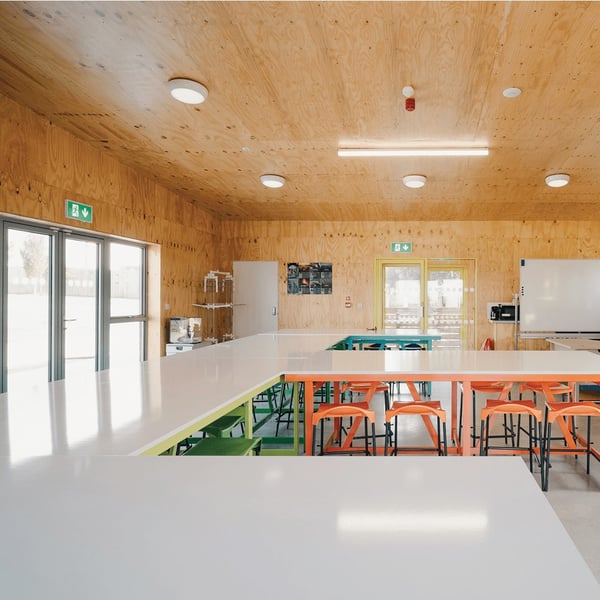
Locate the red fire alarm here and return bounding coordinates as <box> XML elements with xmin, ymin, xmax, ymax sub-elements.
<box><xmin>402</xmin><ymin>85</ymin><xmax>415</xmax><ymax>112</ymax></box>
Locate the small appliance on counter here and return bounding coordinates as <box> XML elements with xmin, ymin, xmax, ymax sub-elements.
<box><xmin>169</xmin><ymin>317</ymin><xmax>202</xmax><ymax>343</ymax></box>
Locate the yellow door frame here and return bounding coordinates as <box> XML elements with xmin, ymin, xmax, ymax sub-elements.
<box><xmin>374</xmin><ymin>258</ymin><xmax>477</xmax><ymax>348</ymax></box>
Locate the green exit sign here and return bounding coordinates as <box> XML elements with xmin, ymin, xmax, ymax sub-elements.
<box><xmin>65</xmin><ymin>199</ymin><xmax>93</xmax><ymax>223</ymax></box>
<box><xmin>391</xmin><ymin>242</ymin><xmax>412</xmax><ymax>253</ymax></box>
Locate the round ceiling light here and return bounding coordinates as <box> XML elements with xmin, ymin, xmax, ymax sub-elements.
<box><xmin>545</xmin><ymin>173</ymin><xmax>570</xmax><ymax>188</ymax></box>
<box><xmin>167</xmin><ymin>78</ymin><xmax>209</xmax><ymax>104</ymax></box>
<box><xmin>260</xmin><ymin>174</ymin><xmax>286</xmax><ymax>188</ymax></box>
<box><xmin>402</xmin><ymin>175</ymin><xmax>427</xmax><ymax>189</ymax></box>
<box><xmin>502</xmin><ymin>87</ymin><xmax>522</xmax><ymax>98</ymax></box>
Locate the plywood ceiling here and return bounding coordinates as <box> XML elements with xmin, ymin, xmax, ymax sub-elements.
<box><xmin>0</xmin><ymin>1</ymin><xmax>598</xmax><ymax>221</ymax></box>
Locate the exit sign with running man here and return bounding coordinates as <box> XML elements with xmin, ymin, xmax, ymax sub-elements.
<box><xmin>65</xmin><ymin>199</ymin><xmax>93</xmax><ymax>223</ymax></box>
<box><xmin>391</xmin><ymin>242</ymin><xmax>412</xmax><ymax>253</ymax></box>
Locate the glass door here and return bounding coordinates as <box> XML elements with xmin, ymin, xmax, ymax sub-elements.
<box><xmin>378</xmin><ymin>260</ymin><xmax>425</xmax><ymax>330</ymax></box>
<box><xmin>63</xmin><ymin>236</ymin><xmax>100</xmax><ymax>380</ymax></box>
<box><xmin>426</xmin><ymin>266</ymin><xmax>466</xmax><ymax>349</ymax></box>
<box><xmin>1</xmin><ymin>218</ymin><xmax>147</xmax><ymax>392</ymax></box>
<box><xmin>376</xmin><ymin>258</ymin><xmax>476</xmax><ymax>349</ymax></box>
<box><xmin>3</xmin><ymin>226</ymin><xmax>53</xmax><ymax>392</ymax></box>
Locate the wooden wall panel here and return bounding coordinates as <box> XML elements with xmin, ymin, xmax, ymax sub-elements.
<box><xmin>0</xmin><ymin>95</ymin><xmax>221</xmax><ymax>354</ymax></box>
<box><xmin>221</xmin><ymin>219</ymin><xmax>600</xmax><ymax>350</ymax></box>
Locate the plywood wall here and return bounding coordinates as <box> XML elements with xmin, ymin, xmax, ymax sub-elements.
<box><xmin>220</xmin><ymin>220</ymin><xmax>600</xmax><ymax>350</ymax></box>
<box><xmin>0</xmin><ymin>95</ymin><xmax>221</xmax><ymax>355</ymax></box>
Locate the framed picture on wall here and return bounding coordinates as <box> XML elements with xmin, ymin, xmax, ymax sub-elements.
<box><xmin>287</xmin><ymin>262</ymin><xmax>332</xmax><ymax>294</ymax></box>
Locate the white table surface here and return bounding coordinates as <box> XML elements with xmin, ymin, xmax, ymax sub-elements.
<box><xmin>547</xmin><ymin>338</ymin><xmax>600</xmax><ymax>352</ymax></box>
<box><xmin>0</xmin><ymin>329</ymin><xmax>442</xmax><ymax>460</ymax></box>
<box><xmin>0</xmin><ymin>350</ymin><xmax>302</xmax><ymax>461</ymax></box>
<box><xmin>283</xmin><ymin>349</ymin><xmax>600</xmax><ymax>380</ymax></box>
<box><xmin>276</xmin><ymin>327</ymin><xmax>440</xmax><ymax>336</ymax></box>
<box><xmin>4</xmin><ymin>331</ymin><xmax>600</xmax><ymax>461</ymax></box>
<box><xmin>1</xmin><ymin>455</ymin><xmax>597</xmax><ymax>599</ymax></box>
<box><xmin>283</xmin><ymin>349</ymin><xmax>600</xmax><ymax>455</ymax></box>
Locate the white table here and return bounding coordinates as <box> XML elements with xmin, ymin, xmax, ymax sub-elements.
<box><xmin>3</xmin><ymin>332</ymin><xmax>600</xmax><ymax>460</ymax></box>
<box><xmin>547</xmin><ymin>338</ymin><xmax>600</xmax><ymax>352</ymax></box>
<box><xmin>0</xmin><ymin>329</ymin><xmax>439</xmax><ymax>460</ymax></box>
<box><xmin>0</xmin><ymin>350</ymin><xmax>303</xmax><ymax>460</ymax></box>
<box><xmin>0</xmin><ymin>455</ymin><xmax>597</xmax><ymax>599</ymax></box>
<box><xmin>284</xmin><ymin>349</ymin><xmax>600</xmax><ymax>455</ymax></box>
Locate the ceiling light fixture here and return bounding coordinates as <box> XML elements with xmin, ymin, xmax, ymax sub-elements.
<box><xmin>338</xmin><ymin>148</ymin><xmax>489</xmax><ymax>157</ymax></box>
<box><xmin>260</xmin><ymin>174</ymin><xmax>286</xmax><ymax>188</ymax></box>
<box><xmin>545</xmin><ymin>173</ymin><xmax>570</xmax><ymax>188</ymax></box>
<box><xmin>167</xmin><ymin>78</ymin><xmax>209</xmax><ymax>104</ymax></box>
<box><xmin>402</xmin><ymin>175</ymin><xmax>427</xmax><ymax>188</ymax></box>
<box><xmin>502</xmin><ymin>87</ymin><xmax>522</xmax><ymax>98</ymax></box>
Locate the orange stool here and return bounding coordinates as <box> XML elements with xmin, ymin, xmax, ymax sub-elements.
<box><xmin>541</xmin><ymin>401</ymin><xmax>600</xmax><ymax>491</ymax></box>
<box><xmin>519</xmin><ymin>381</ymin><xmax>576</xmax><ymax>445</ymax></box>
<box><xmin>342</xmin><ymin>381</ymin><xmax>392</xmax><ymax>445</ymax></box>
<box><xmin>519</xmin><ymin>381</ymin><xmax>575</xmax><ymax>402</ymax></box>
<box><xmin>312</xmin><ymin>403</ymin><xmax>377</xmax><ymax>455</ymax></box>
<box><xmin>342</xmin><ymin>381</ymin><xmax>390</xmax><ymax>409</ymax></box>
<box><xmin>459</xmin><ymin>337</ymin><xmax>513</xmax><ymax>445</ymax></box>
<box><xmin>459</xmin><ymin>381</ymin><xmax>512</xmax><ymax>445</ymax></box>
<box><xmin>384</xmin><ymin>401</ymin><xmax>447</xmax><ymax>456</ymax></box>
<box><xmin>479</xmin><ymin>399</ymin><xmax>543</xmax><ymax>473</ymax></box>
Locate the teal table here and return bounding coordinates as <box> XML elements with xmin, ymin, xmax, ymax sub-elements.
<box><xmin>332</xmin><ymin>333</ymin><xmax>441</xmax><ymax>351</ymax></box>
<box><xmin>328</xmin><ymin>332</ymin><xmax>442</xmax><ymax>396</ymax></box>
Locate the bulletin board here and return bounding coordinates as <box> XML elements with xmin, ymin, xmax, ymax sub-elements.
<box><xmin>287</xmin><ymin>262</ymin><xmax>332</xmax><ymax>295</ymax></box>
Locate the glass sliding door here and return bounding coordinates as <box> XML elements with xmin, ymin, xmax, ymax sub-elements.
<box><xmin>1</xmin><ymin>218</ymin><xmax>147</xmax><ymax>392</ymax></box>
<box><xmin>63</xmin><ymin>237</ymin><xmax>100</xmax><ymax>380</ymax></box>
<box><xmin>3</xmin><ymin>226</ymin><xmax>53</xmax><ymax>392</ymax></box>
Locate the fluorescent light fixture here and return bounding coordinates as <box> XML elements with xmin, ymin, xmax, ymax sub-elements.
<box><xmin>167</xmin><ymin>78</ymin><xmax>209</xmax><ymax>104</ymax></box>
<box><xmin>338</xmin><ymin>148</ymin><xmax>489</xmax><ymax>157</ymax></box>
<box><xmin>260</xmin><ymin>174</ymin><xmax>286</xmax><ymax>188</ymax></box>
<box><xmin>402</xmin><ymin>175</ymin><xmax>427</xmax><ymax>188</ymax></box>
<box><xmin>545</xmin><ymin>173</ymin><xmax>570</xmax><ymax>188</ymax></box>
<box><xmin>337</xmin><ymin>510</ymin><xmax>488</xmax><ymax>534</ymax></box>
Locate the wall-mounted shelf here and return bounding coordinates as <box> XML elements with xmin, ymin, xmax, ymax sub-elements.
<box><xmin>193</xmin><ymin>271</ymin><xmax>233</xmax><ymax>343</ymax></box>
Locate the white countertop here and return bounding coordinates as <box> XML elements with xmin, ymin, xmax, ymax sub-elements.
<box><xmin>547</xmin><ymin>338</ymin><xmax>600</xmax><ymax>351</ymax></box>
<box><xmin>1</xmin><ymin>455</ymin><xmax>597</xmax><ymax>599</ymax></box>
<box><xmin>3</xmin><ymin>331</ymin><xmax>600</xmax><ymax>460</ymax></box>
<box><xmin>277</xmin><ymin>327</ymin><xmax>441</xmax><ymax>336</ymax></box>
<box><xmin>0</xmin><ymin>351</ymin><xmax>300</xmax><ymax>461</ymax></box>
<box><xmin>284</xmin><ymin>349</ymin><xmax>600</xmax><ymax>380</ymax></box>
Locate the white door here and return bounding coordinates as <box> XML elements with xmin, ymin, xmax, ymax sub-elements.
<box><xmin>233</xmin><ymin>261</ymin><xmax>278</xmax><ymax>338</ymax></box>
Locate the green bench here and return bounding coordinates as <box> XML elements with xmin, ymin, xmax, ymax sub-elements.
<box><xmin>182</xmin><ymin>437</ymin><xmax>262</xmax><ymax>456</ymax></box>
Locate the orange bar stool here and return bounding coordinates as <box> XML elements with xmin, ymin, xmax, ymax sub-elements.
<box><xmin>518</xmin><ymin>381</ymin><xmax>576</xmax><ymax>445</ymax></box>
<box><xmin>312</xmin><ymin>403</ymin><xmax>376</xmax><ymax>456</ymax></box>
<box><xmin>541</xmin><ymin>401</ymin><xmax>600</xmax><ymax>491</ymax></box>
<box><xmin>341</xmin><ymin>381</ymin><xmax>392</xmax><ymax>445</ymax></box>
<box><xmin>479</xmin><ymin>400</ymin><xmax>543</xmax><ymax>473</ymax></box>
<box><xmin>519</xmin><ymin>381</ymin><xmax>575</xmax><ymax>403</ymax></box>
<box><xmin>384</xmin><ymin>401</ymin><xmax>448</xmax><ymax>456</ymax></box>
<box><xmin>342</xmin><ymin>381</ymin><xmax>390</xmax><ymax>408</ymax></box>
<box><xmin>459</xmin><ymin>381</ymin><xmax>512</xmax><ymax>446</ymax></box>
<box><xmin>459</xmin><ymin>337</ymin><xmax>514</xmax><ymax>445</ymax></box>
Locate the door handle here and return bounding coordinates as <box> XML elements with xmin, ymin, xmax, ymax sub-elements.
<box><xmin>272</xmin><ymin>306</ymin><xmax>277</xmax><ymax>316</ymax></box>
